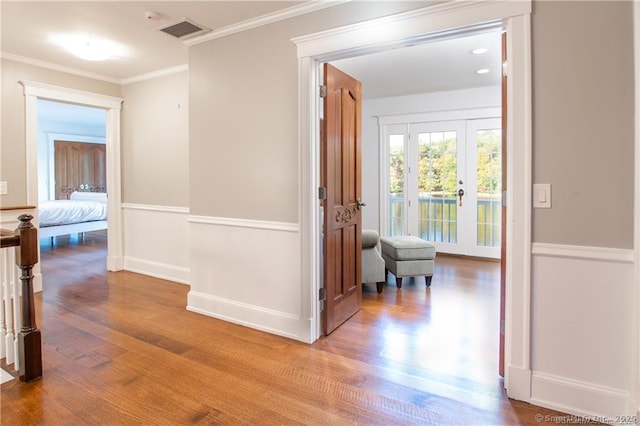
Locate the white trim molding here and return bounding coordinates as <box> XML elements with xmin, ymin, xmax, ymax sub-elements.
<box><xmin>2</xmin><ymin>52</ymin><xmax>120</xmax><ymax>84</ymax></box>
<box><xmin>531</xmin><ymin>372</ymin><xmax>634</xmax><ymax>421</ymax></box>
<box><xmin>20</xmin><ymin>81</ymin><xmax>124</xmax><ymax>272</ymax></box>
<box><xmin>532</xmin><ymin>243</ymin><xmax>634</xmax><ymax>264</ymax></box>
<box><xmin>184</xmin><ymin>0</ymin><xmax>350</xmax><ymax>46</ymax></box>
<box><xmin>122</xmin><ymin>202</ymin><xmax>189</xmax><ymax>214</ymax></box>
<box><xmin>120</xmin><ymin>64</ymin><xmax>189</xmax><ymax>86</ymax></box>
<box><xmin>188</xmin><ymin>215</ymin><xmax>299</xmax><ymax>233</ymax></box>
<box><xmin>293</xmin><ymin>0</ymin><xmax>533</xmax><ymax>402</ymax></box>
<box><xmin>187</xmin><ymin>291</ymin><xmax>309</xmax><ymax>341</ymax></box>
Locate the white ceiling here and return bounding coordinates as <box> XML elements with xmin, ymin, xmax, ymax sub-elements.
<box><xmin>1</xmin><ymin>1</ymin><xmax>305</xmax><ymax>81</ymax></box>
<box><xmin>3</xmin><ymin>1</ymin><xmax>501</xmax><ymax>124</ymax></box>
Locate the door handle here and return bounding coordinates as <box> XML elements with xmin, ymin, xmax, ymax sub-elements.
<box><xmin>356</xmin><ymin>198</ymin><xmax>366</xmax><ymax>210</ymax></box>
<box><xmin>458</xmin><ymin>189</ymin><xmax>465</xmax><ymax>207</ymax></box>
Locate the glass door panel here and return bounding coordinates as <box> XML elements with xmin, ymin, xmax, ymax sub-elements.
<box><xmin>467</xmin><ymin>118</ymin><xmax>502</xmax><ymax>258</ymax></box>
<box><xmin>389</xmin><ymin>133</ymin><xmax>405</xmax><ymax>236</ymax></box>
<box><xmin>417</xmin><ymin>130</ymin><xmax>458</xmax><ymax>243</ymax></box>
<box><xmin>409</xmin><ymin>121</ymin><xmax>466</xmax><ymax>255</ymax></box>
<box><xmin>382</xmin><ymin>117</ymin><xmax>501</xmax><ymax>259</ymax></box>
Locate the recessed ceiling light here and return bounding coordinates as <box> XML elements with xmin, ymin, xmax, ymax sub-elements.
<box><xmin>49</xmin><ymin>33</ymin><xmax>129</xmax><ymax>61</ymax></box>
<box><xmin>475</xmin><ymin>68</ymin><xmax>490</xmax><ymax>74</ymax></box>
<box><xmin>471</xmin><ymin>47</ymin><xmax>489</xmax><ymax>55</ymax></box>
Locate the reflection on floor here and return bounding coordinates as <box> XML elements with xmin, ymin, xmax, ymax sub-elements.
<box><xmin>1</xmin><ymin>368</ymin><xmax>13</xmax><ymax>384</ymax></box>
<box><xmin>3</xmin><ymin>232</ymin><xmax>569</xmax><ymax>424</ymax></box>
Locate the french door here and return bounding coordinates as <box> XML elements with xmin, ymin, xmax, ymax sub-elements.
<box><xmin>384</xmin><ymin>117</ymin><xmax>501</xmax><ymax>258</ymax></box>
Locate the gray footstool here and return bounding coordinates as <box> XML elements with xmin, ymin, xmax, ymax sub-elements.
<box><xmin>380</xmin><ymin>236</ymin><xmax>436</xmax><ymax>288</ymax></box>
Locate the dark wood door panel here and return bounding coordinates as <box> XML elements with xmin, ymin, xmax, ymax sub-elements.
<box><xmin>323</xmin><ymin>63</ymin><xmax>362</xmax><ymax>335</ymax></box>
<box><xmin>54</xmin><ymin>141</ymin><xmax>106</xmax><ymax>199</ymax></box>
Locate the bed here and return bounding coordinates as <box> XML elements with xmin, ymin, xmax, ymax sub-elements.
<box><xmin>39</xmin><ymin>191</ymin><xmax>107</xmax><ymax>238</ymax></box>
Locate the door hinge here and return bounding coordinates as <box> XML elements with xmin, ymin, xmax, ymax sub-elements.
<box><xmin>502</xmin><ymin>190</ymin><xmax>507</xmax><ymax>207</ymax></box>
<box><xmin>500</xmin><ymin>319</ymin><xmax>506</xmax><ymax>335</ymax></box>
<box><xmin>502</xmin><ymin>61</ymin><xmax>508</xmax><ymax>78</ymax></box>
<box><xmin>319</xmin><ymin>287</ymin><xmax>327</xmax><ymax>301</ymax></box>
<box><xmin>318</xmin><ymin>186</ymin><xmax>327</xmax><ymax>200</ymax></box>
<box><xmin>319</xmin><ymin>85</ymin><xmax>327</xmax><ymax>98</ymax></box>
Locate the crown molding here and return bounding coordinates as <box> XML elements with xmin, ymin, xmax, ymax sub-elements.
<box><xmin>184</xmin><ymin>0</ymin><xmax>350</xmax><ymax>46</ymax></box>
<box><xmin>1</xmin><ymin>0</ymin><xmax>349</xmax><ymax>83</ymax></box>
<box><xmin>1</xmin><ymin>52</ymin><xmax>121</xmax><ymax>84</ymax></box>
<box><xmin>120</xmin><ymin>64</ymin><xmax>188</xmax><ymax>85</ymax></box>
<box><xmin>1</xmin><ymin>52</ymin><xmax>188</xmax><ymax>86</ymax></box>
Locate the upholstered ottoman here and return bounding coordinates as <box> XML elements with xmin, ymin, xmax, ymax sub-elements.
<box><xmin>380</xmin><ymin>236</ymin><xmax>436</xmax><ymax>288</ymax></box>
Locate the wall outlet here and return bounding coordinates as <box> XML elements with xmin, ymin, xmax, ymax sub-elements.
<box><xmin>0</xmin><ymin>181</ymin><xmax>7</xmax><ymax>195</ymax></box>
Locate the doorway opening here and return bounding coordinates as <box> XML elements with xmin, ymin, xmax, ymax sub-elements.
<box><xmin>36</xmin><ymin>99</ymin><xmax>109</xmax><ymax>254</ymax></box>
<box><xmin>20</xmin><ymin>81</ymin><xmax>124</xmax><ymax>290</ymax></box>
<box><xmin>321</xmin><ymin>29</ymin><xmax>503</xmax><ymax>381</ymax></box>
<box><xmin>293</xmin><ymin>1</ymin><xmax>533</xmax><ymax>399</ymax></box>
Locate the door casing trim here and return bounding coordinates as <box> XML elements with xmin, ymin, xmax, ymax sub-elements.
<box><xmin>20</xmin><ymin>80</ymin><xmax>124</xmax><ymax>272</ymax></box>
<box><xmin>293</xmin><ymin>0</ymin><xmax>533</xmax><ymax>401</ymax></box>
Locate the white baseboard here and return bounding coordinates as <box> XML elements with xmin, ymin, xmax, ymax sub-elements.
<box><xmin>531</xmin><ymin>372</ymin><xmax>634</xmax><ymax>420</ymax></box>
<box><xmin>506</xmin><ymin>365</ymin><xmax>532</xmax><ymax>401</ymax></box>
<box><xmin>33</xmin><ymin>273</ymin><xmax>42</xmax><ymax>293</ymax></box>
<box><xmin>124</xmin><ymin>256</ymin><xmax>190</xmax><ymax>285</ymax></box>
<box><xmin>107</xmin><ymin>255</ymin><xmax>124</xmax><ymax>272</ymax></box>
<box><xmin>187</xmin><ymin>290</ymin><xmax>311</xmax><ymax>342</ymax></box>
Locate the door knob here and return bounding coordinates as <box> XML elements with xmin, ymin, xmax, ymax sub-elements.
<box><xmin>356</xmin><ymin>198</ymin><xmax>366</xmax><ymax>209</ymax></box>
<box><xmin>458</xmin><ymin>189</ymin><xmax>465</xmax><ymax>207</ymax></box>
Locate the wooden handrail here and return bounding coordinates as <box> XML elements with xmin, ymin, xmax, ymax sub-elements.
<box><xmin>0</xmin><ymin>228</ymin><xmax>20</xmax><ymax>248</ymax></box>
<box><xmin>0</xmin><ymin>206</ymin><xmax>36</xmax><ymax>211</ymax></box>
<box><xmin>1</xmin><ymin>214</ymin><xmax>42</xmax><ymax>382</ymax></box>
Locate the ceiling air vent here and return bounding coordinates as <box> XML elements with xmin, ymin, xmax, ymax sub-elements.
<box><xmin>159</xmin><ymin>19</ymin><xmax>210</xmax><ymax>40</ymax></box>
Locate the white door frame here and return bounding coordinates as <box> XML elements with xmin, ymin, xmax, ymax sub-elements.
<box><xmin>21</xmin><ymin>81</ymin><xmax>124</xmax><ymax>273</ymax></box>
<box><xmin>293</xmin><ymin>1</ymin><xmax>533</xmax><ymax>401</ymax></box>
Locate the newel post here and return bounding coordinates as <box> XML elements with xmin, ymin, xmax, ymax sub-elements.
<box><xmin>15</xmin><ymin>214</ymin><xmax>42</xmax><ymax>382</ymax></box>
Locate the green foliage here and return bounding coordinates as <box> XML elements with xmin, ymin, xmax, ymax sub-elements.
<box><xmin>389</xmin><ymin>146</ymin><xmax>404</xmax><ymax>195</ymax></box>
<box><xmin>417</xmin><ymin>132</ymin><xmax>457</xmax><ymax>196</ymax></box>
<box><xmin>476</xmin><ymin>129</ymin><xmax>501</xmax><ymax>196</ymax></box>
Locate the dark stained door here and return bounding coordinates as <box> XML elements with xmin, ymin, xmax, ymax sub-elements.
<box><xmin>54</xmin><ymin>141</ymin><xmax>106</xmax><ymax>199</ymax></box>
<box><xmin>322</xmin><ymin>63</ymin><xmax>363</xmax><ymax>335</ymax></box>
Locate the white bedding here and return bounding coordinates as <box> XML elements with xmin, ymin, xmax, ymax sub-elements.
<box><xmin>39</xmin><ymin>193</ymin><xmax>107</xmax><ymax>227</ymax></box>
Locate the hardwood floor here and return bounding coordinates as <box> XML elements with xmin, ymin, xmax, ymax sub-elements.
<box><xmin>1</xmin><ymin>233</ymin><xmax>570</xmax><ymax>425</ymax></box>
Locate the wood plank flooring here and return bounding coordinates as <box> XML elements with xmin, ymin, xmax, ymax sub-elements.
<box><xmin>1</xmin><ymin>232</ymin><xmax>571</xmax><ymax>425</ymax></box>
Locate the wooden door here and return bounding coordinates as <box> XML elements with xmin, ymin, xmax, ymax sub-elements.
<box><xmin>322</xmin><ymin>64</ymin><xmax>363</xmax><ymax>335</ymax></box>
<box><xmin>499</xmin><ymin>32</ymin><xmax>507</xmax><ymax>377</ymax></box>
<box><xmin>54</xmin><ymin>141</ymin><xmax>106</xmax><ymax>199</ymax></box>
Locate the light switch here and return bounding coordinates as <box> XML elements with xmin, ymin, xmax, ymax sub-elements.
<box><xmin>0</xmin><ymin>181</ymin><xmax>7</xmax><ymax>195</ymax></box>
<box><xmin>533</xmin><ymin>183</ymin><xmax>551</xmax><ymax>208</ymax></box>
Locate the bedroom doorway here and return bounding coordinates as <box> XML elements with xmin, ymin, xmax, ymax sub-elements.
<box><xmin>294</xmin><ymin>1</ymin><xmax>533</xmax><ymax>398</ymax></box>
<box><xmin>21</xmin><ymin>81</ymin><xmax>124</xmax><ymax>283</ymax></box>
<box><xmin>36</xmin><ymin>100</ymin><xmax>109</xmax><ymax>248</ymax></box>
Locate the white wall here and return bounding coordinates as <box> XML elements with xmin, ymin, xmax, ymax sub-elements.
<box><xmin>361</xmin><ymin>86</ymin><xmax>501</xmax><ymax>231</ymax></box>
<box><xmin>120</xmin><ymin>71</ymin><xmax>190</xmax><ymax>284</ymax></box>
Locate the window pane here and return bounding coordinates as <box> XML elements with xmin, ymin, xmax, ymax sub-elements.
<box><xmin>476</xmin><ymin>128</ymin><xmax>501</xmax><ymax>247</ymax></box>
<box><xmin>417</xmin><ymin>131</ymin><xmax>457</xmax><ymax>243</ymax></box>
<box><xmin>389</xmin><ymin>134</ymin><xmax>404</xmax><ymax>236</ymax></box>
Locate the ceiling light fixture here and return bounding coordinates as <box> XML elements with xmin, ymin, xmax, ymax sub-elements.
<box><xmin>475</xmin><ymin>68</ymin><xmax>490</xmax><ymax>74</ymax></box>
<box><xmin>49</xmin><ymin>33</ymin><xmax>129</xmax><ymax>61</ymax></box>
<box><xmin>471</xmin><ymin>47</ymin><xmax>489</xmax><ymax>55</ymax></box>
